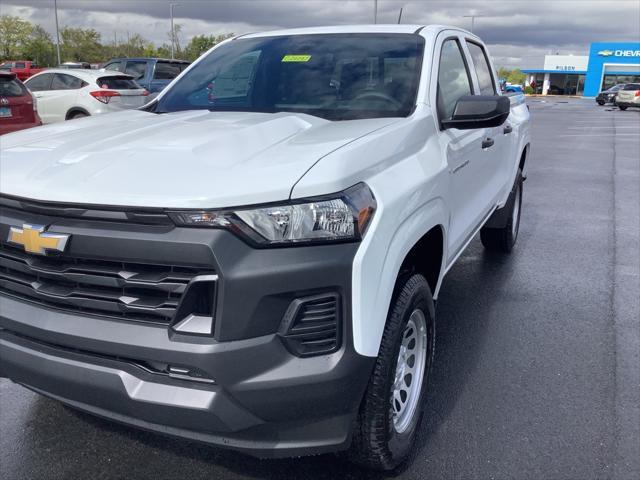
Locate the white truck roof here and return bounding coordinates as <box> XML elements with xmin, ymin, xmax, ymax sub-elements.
<box><xmin>240</xmin><ymin>24</ymin><xmax>472</xmax><ymax>39</ymax></box>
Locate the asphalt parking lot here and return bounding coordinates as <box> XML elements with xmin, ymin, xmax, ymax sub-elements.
<box><xmin>1</xmin><ymin>98</ymin><xmax>638</xmax><ymax>480</ymax></box>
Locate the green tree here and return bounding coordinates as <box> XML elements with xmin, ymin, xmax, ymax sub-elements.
<box><xmin>184</xmin><ymin>33</ymin><xmax>233</xmax><ymax>61</ymax></box>
<box><xmin>497</xmin><ymin>66</ymin><xmax>511</xmax><ymax>81</ymax></box>
<box><xmin>0</xmin><ymin>15</ymin><xmax>33</xmax><ymax>59</ymax></box>
<box><xmin>155</xmin><ymin>43</ymin><xmax>172</xmax><ymax>59</ymax></box>
<box><xmin>23</xmin><ymin>25</ymin><xmax>56</xmax><ymax>66</ymax></box>
<box><xmin>507</xmin><ymin>68</ymin><xmax>526</xmax><ymax>85</ymax></box>
<box><xmin>60</xmin><ymin>26</ymin><xmax>103</xmax><ymax>63</ymax></box>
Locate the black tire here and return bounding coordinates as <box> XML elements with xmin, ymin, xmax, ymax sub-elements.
<box><xmin>69</xmin><ymin>112</ymin><xmax>88</xmax><ymax>120</ymax></box>
<box><xmin>480</xmin><ymin>170</ymin><xmax>523</xmax><ymax>253</ymax></box>
<box><xmin>597</xmin><ymin>100</ymin><xmax>605</xmax><ymax>106</ymax></box>
<box><xmin>619</xmin><ymin>105</ymin><xmax>628</xmax><ymax>111</ymax></box>
<box><xmin>349</xmin><ymin>274</ymin><xmax>435</xmax><ymax>471</ymax></box>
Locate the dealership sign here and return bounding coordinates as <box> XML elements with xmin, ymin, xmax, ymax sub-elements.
<box><xmin>543</xmin><ymin>55</ymin><xmax>589</xmax><ymax>72</ymax></box>
<box><xmin>598</xmin><ymin>49</ymin><xmax>640</xmax><ymax>57</ymax></box>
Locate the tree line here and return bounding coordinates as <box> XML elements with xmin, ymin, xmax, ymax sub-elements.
<box><xmin>0</xmin><ymin>15</ymin><xmax>233</xmax><ymax>66</ymax></box>
<box><xmin>497</xmin><ymin>66</ymin><xmax>526</xmax><ymax>85</ymax></box>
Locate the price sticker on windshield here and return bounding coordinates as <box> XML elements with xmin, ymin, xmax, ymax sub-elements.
<box><xmin>282</xmin><ymin>54</ymin><xmax>311</xmax><ymax>62</ymax></box>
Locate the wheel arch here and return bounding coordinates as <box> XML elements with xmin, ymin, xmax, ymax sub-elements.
<box><xmin>397</xmin><ymin>225</ymin><xmax>445</xmax><ymax>298</ymax></box>
<box><xmin>65</xmin><ymin>107</ymin><xmax>90</xmax><ymax>120</ymax></box>
<box><xmin>519</xmin><ymin>143</ymin><xmax>530</xmax><ymax>173</ymax></box>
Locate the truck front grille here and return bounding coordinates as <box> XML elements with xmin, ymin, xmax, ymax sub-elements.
<box><xmin>0</xmin><ymin>242</ymin><xmax>215</xmax><ymax>325</ymax></box>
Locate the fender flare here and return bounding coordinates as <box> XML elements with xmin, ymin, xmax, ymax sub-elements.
<box><xmin>351</xmin><ymin>197</ymin><xmax>448</xmax><ymax>357</ymax></box>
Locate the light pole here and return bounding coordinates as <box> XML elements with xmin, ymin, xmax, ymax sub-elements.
<box><xmin>170</xmin><ymin>3</ymin><xmax>181</xmax><ymax>59</ymax></box>
<box><xmin>374</xmin><ymin>0</ymin><xmax>378</xmax><ymax>24</ymax></box>
<box><xmin>54</xmin><ymin>0</ymin><xmax>61</xmax><ymax>65</ymax></box>
<box><xmin>463</xmin><ymin>14</ymin><xmax>485</xmax><ymax>33</ymax></box>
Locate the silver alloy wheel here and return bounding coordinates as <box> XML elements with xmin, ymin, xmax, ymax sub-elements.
<box><xmin>391</xmin><ymin>309</ymin><xmax>428</xmax><ymax>434</ymax></box>
<box><xmin>512</xmin><ymin>183</ymin><xmax>521</xmax><ymax>238</ymax></box>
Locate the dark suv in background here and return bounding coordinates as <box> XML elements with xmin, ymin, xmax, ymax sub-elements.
<box><xmin>102</xmin><ymin>58</ymin><xmax>190</xmax><ymax>95</ymax></box>
<box><xmin>596</xmin><ymin>84</ymin><xmax>625</xmax><ymax>105</ymax></box>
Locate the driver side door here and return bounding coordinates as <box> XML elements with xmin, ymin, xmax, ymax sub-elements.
<box><xmin>434</xmin><ymin>35</ymin><xmax>490</xmax><ymax>261</ymax></box>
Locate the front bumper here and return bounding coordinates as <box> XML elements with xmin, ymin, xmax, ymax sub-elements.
<box><xmin>616</xmin><ymin>101</ymin><xmax>640</xmax><ymax>108</ymax></box>
<box><xmin>0</xmin><ymin>201</ymin><xmax>374</xmax><ymax>457</ymax></box>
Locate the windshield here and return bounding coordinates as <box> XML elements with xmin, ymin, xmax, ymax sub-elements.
<box><xmin>155</xmin><ymin>33</ymin><xmax>424</xmax><ymax>120</ymax></box>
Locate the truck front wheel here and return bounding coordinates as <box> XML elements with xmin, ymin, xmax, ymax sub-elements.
<box><xmin>481</xmin><ymin>170</ymin><xmax>523</xmax><ymax>253</ymax></box>
<box><xmin>349</xmin><ymin>274</ymin><xmax>435</xmax><ymax>470</ymax></box>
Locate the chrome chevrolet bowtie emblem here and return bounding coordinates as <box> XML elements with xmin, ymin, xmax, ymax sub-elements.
<box><xmin>7</xmin><ymin>224</ymin><xmax>70</xmax><ymax>255</ymax></box>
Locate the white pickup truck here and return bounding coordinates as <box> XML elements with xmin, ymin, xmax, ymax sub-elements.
<box><xmin>0</xmin><ymin>25</ymin><xmax>530</xmax><ymax>470</ymax></box>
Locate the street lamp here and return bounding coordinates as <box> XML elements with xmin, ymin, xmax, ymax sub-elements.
<box><xmin>170</xmin><ymin>3</ymin><xmax>181</xmax><ymax>59</ymax></box>
<box><xmin>54</xmin><ymin>0</ymin><xmax>61</xmax><ymax>65</ymax></box>
<box><xmin>463</xmin><ymin>14</ymin><xmax>485</xmax><ymax>33</ymax></box>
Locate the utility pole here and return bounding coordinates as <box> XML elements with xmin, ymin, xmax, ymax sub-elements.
<box><xmin>374</xmin><ymin>0</ymin><xmax>378</xmax><ymax>24</ymax></box>
<box><xmin>54</xmin><ymin>0</ymin><xmax>61</xmax><ymax>65</ymax></box>
<box><xmin>170</xmin><ymin>3</ymin><xmax>180</xmax><ymax>59</ymax></box>
<box><xmin>397</xmin><ymin>7</ymin><xmax>403</xmax><ymax>24</ymax></box>
<box><xmin>463</xmin><ymin>14</ymin><xmax>485</xmax><ymax>33</ymax></box>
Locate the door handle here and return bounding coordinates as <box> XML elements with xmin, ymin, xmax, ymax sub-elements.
<box><xmin>482</xmin><ymin>138</ymin><xmax>495</xmax><ymax>149</ymax></box>
<box><xmin>503</xmin><ymin>125</ymin><xmax>513</xmax><ymax>134</ymax></box>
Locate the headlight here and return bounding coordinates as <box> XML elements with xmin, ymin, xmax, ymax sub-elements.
<box><xmin>169</xmin><ymin>183</ymin><xmax>376</xmax><ymax>246</ymax></box>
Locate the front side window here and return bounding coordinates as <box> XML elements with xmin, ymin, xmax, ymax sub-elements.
<box><xmin>437</xmin><ymin>39</ymin><xmax>472</xmax><ymax>120</ymax></box>
<box><xmin>15</xmin><ymin>62</ymin><xmax>26</xmax><ymax>69</ymax></box>
<box><xmin>156</xmin><ymin>34</ymin><xmax>424</xmax><ymax>120</ymax></box>
<box><xmin>467</xmin><ymin>41</ymin><xmax>496</xmax><ymax>95</ymax></box>
<box><xmin>51</xmin><ymin>73</ymin><xmax>85</xmax><ymax>90</ymax></box>
<box><xmin>24</xmin><ymin>73</ymin><xmax>54</xmax><ymax>92</ymax></box>
<box><xmin>125</xmin><ymin>61</ymin><xmax>147</xmax><ymax>80</ymax></box>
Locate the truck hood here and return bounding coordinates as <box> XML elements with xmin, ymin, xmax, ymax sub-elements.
<box><xmin>0</xmin><ymin>110</ymin><xmax>398</xmax><ymax>208</ymax></box>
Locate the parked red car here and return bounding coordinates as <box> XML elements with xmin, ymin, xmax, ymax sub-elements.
<box><xmin>0</xmin><ymin>72</ymin><xmax>42</xmax><ymax>135</ymax></box>
<box><xmin>0</xmin><ymin>60</ymin><xmax>46</xmax><ymax>81</ymax></box>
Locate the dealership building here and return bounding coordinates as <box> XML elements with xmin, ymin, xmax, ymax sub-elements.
<box><xmin>522</xmin><ymin>42</ymin><xmax>640</xmax><ymax>96</ymax></box>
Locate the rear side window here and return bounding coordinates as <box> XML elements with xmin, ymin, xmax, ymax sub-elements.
<box><xmin>25</xmin><ymin>73</ymin><xmax>54</xmax><ymax>92</ymax></box>
<box><xmin>51</xmin><ymin>73</ymin><xmax>86</xmax><ymax>90</ymax></box>
<box><xmin>467</xmin><ymin>41</ymin><xmax>496</xmax><ymax>95</ymax></box>
<box><xmin>125</xmin><ymin>61</ymin><xmax>147</xmax><ymax>80</ymax></box>
<box><xmin>104</xmin><ymin>61</ymin><xmax>124</xmax><ymax>72</ymax></box>
<box><xmin>153</xmin><ymin>62</ymin><xmax>186</xmax><ymax>80</ymax></box>
<box><xmin>623</xmin><ymin>83</ymin><xmax>640</xmax><ymax>90</ymax></box>
<box><xmin>437</xmin><ymin>39</ymin><xmax>472</xmax><ymax>120</ymax></box>
<box><xmin>15</xmin><ymin>62</ymin><xmax>26</xmax><ymax>69</ymax></box>
<box><xmin>97</xmin><ymin>76</ymin><xmax>141</xmax><ymax>90</ymax></box>
<box><xmin>0</xmin><ymin>76</ymin><xmax>27</xmax><ymax>97</ymax></box>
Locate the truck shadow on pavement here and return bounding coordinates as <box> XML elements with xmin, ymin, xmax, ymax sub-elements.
<box><xmin>20</xmin><ymin>238</ymin><xmax>522</xmax><ymax>480</ymax></box>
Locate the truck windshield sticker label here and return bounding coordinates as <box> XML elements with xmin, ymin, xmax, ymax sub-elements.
<box><xmin>282</xmin><ymin>55</ymin><xmax>311</xmax><ymax>63</ymax></box>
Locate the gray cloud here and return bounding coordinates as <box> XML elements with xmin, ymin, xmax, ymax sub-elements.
<box><xmin>2</xmin><ymin>0</ymin><xmax>639</xmax><ymax>67</ymax></box>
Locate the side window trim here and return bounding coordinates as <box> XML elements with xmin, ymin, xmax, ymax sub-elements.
<box><xmin>435</xmin><ymin>35</ymin><xmax>474</xmax><ymax>128</ymax></box>
<box><xmin>465</xmin><ymin>39</ymin><xmax>497</xmax><ymax>95</ymax></box>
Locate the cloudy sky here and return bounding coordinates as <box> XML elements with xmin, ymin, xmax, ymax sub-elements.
<box><xmin>2</xmin><ymin>0</ymin><xmax>639</xmax><ymax>67</ymax></box>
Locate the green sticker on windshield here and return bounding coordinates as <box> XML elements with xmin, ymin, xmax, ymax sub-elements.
<box><xmin>282</xmin><ymin>54</ymin><xmax>311</xmax><ymax>62</ymax></box>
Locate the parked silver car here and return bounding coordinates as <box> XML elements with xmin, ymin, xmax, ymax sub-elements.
<box><xmin>616</xmin><ymin>83</ymin><xmax>640</xmax><ymax>110</ymax></box>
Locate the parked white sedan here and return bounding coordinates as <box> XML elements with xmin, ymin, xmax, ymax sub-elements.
<box><xmin>23</xmin><ymin>69</ymin><xmax>149</xmax><ymax>124</ymax></box>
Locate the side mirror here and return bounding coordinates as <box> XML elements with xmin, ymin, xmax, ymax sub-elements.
<box><xmin>441</xmin><ymin>95</ymin><xmax>511</xmax><ymax>130</ymax></box>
